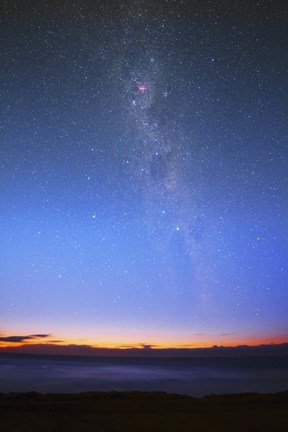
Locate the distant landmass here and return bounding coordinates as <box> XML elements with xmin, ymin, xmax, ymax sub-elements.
<box><xmin>0</xmin><ymin>342</ymin><xmax>287</xmax><ymax>358</ymax></box>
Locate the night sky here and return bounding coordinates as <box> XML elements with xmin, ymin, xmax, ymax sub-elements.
<box><xmin>1</xmin><ymin>0</ymin><xmax>288</xmax><ymax>350</ymax></box>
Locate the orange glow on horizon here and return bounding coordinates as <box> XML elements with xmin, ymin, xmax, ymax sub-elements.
<box><xmin>0</xmin><ymin>332</ymin><xmax>287</xmax><ymax>351</ymax></box>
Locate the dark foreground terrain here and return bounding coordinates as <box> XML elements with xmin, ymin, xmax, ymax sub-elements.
<box><xmin>0</xmin><ymin>391</ymin><xmax>287</xmax><ymax>432</ymax></box>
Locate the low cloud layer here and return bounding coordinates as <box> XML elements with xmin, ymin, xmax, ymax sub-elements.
<box><xmin>0</xmin><ymin>334</ymin><xmax>50</xmax><ymax>343</ymax></box>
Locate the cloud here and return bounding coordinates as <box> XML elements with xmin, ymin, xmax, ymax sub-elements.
<box><xmin>118</xmin><ymin>343</ymin><xmax>156</xmax><ymax>349</ymax></box>
<box><xmin>0</xmin><ymin>334</ymin><xmax>50</xmax><ymax>343</ymax></box>
<box><xmin>32</xmin><ymin>334</ymin><xmax>50</xmax><ymax>338</ymax></box>
<box><xmin>140</xmin><ymin>344</ymin><xmax>154</xmax><ymax>350</ymax></box>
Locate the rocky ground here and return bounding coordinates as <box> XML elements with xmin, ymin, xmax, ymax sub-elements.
<box><xmin>0</xmin><ymin>390</ymin><xmax>287</xmax><ymax>431</ymax></box>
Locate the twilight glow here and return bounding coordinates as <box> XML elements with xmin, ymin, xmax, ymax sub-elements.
<box><xmin>1</xmin><ymin>1</ymin><xmax>287</xmax><ymax>353</ymax></box>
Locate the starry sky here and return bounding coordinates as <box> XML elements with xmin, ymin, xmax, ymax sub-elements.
<box><xmin>1</xmin><ymin>0</ymin><xmax>288</xmax><ymax>350</ymax></box>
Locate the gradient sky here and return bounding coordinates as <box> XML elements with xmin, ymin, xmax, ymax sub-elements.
<box><xmin>1</xmin><ymin>0</ymin><xmax>288</xmax><ymax>350</ymax></box>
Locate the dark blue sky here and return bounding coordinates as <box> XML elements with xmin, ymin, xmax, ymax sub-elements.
<box><xmin>1</xmin><ymin>0</ymin><xmax>288</xmax><ymax>349</ymax></box>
